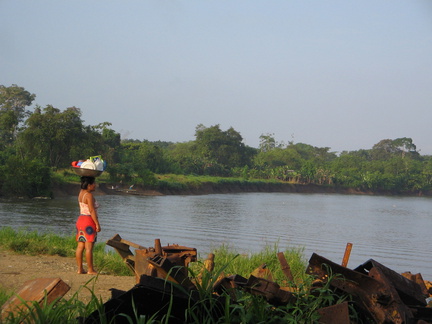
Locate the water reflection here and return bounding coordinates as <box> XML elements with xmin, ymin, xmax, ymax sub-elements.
<box><xmin>1</xmin><ymin>193</ymin><xmax>431</xmax><ymax>279</ymax></box>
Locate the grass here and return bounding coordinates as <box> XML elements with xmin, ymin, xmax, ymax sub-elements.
<box><xmin>155</xmin><ymin>173</ymin><xmax>286</xmax><ymax>193</ymax></box>
<box><xmin>52</xmin><ymin>168</ymin><xmax>111</xmax><ymax>185</ymax></box>
<box><xmin>0</xmin><ymin>228</ymin><xmax>358</xmax><ymax>323</ymax></box>
<box><xmin>157</xmin><ymin>174</ymin><xmax>283</xmax><ymax>186</ymax></box>
<box><xmin>51</xmin><ymin>168</ymin><xmax>289</xmax><ymax>195</ymax></box>
<box><xmin>192</xmin><ymin>243</ymin><xmax>309</xmax><ymax>286</ymax></box>
<box><xmin>0</xmin><ymin>227</ymin><xmax>130</xmax><ymax>276</ymax></box>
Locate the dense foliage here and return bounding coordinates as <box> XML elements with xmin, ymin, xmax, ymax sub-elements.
<box><xmin>1</xmin><ymin>84</ymin><xmax>431</xmax><ymax>197</ymax></box>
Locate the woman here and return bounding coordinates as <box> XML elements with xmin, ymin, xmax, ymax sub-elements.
<box><xmin>75</xmin><ymin>176</ymin><xmax>101</xmax><ymax>274</ymax></box>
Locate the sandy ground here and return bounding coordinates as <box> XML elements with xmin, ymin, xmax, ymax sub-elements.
<box><xmin>0</xmin><ymin>249</ymin><xmax>136</xmax><ymax>304</ymax></box>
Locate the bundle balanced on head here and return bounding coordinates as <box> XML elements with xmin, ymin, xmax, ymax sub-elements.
<box><xmin>75</xmin><ymin>176</ymin><xmax>101</xmax><ymax>275</ymax></box>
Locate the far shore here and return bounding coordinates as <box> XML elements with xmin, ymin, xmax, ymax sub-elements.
<box><xmin>51</xmin><ymin>182</ymin><xmax>431</xmax><ymax>199</ymax></box>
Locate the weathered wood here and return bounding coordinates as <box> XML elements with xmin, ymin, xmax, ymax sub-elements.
<box><xmin>1</xmin><ymin>278</ymin><xmax>70</xmax><ymax>318</ymax></box>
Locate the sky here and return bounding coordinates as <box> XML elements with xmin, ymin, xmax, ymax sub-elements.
<box><xmin>1</xmin><ymin>1</ymin><xmax>432</xmax><ymax>154</ymax></box>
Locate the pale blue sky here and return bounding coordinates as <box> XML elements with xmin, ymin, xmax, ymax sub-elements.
<box><xmin>2</xmin><ymin>1</ymin><xmax>432</xmax><ymax>154</ymax></box>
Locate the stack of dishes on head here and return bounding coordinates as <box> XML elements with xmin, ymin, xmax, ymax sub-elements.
<box><xmin>71</xmin><ymin>156</ymin><xmax>106</xmax><ymax>177</ymax></box>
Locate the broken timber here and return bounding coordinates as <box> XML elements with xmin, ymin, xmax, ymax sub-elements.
<box><xmin>1</xmin><ymin>278</ymin><xmax>70</xmax><ymax>319</ymax></box>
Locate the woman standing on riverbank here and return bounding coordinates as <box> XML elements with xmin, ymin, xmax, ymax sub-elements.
<box><xmin>75</xmin><ymin>176</ymin><xmax>101</xmax><ymax>274</ymax></box>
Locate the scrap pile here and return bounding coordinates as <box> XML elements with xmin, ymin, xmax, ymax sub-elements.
<box><xmin>307</xmin><ymin>253</ymin><xmax>432</xmax><ymax>323</ymax></box>
<box><xmin>81</xmin><ymin>234</ymin><xmax>432</xmax><ymax>323</ymax></box>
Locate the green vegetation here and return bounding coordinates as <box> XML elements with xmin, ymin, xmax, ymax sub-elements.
<box><xmin>0</xmin><ymin>227</ymin><xmax>130</xmax><ymax>276</ymax></box>
<box><xmin>0</xmin><ymin>228</ymin><xmax>358</xmax><ymax>323</ymax></box>
<box><xmin>1</xmin><ymin>83</ymin><xmax>430</xmax><ymax>198</ymax></box>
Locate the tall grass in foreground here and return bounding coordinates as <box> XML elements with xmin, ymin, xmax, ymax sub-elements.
<box><xmin>192</xmin><ymin>243</ymin><xmax>309</xmax><ymax>286</ymax></box>
<box><xmin>0</xmin><ymin>227</ymin><xmax>359</xmax><ymax>322</ymax></box>
<box><xmin>0</xmin><ymin>257</ymin><xmax>355</xmax><ymax>324</ymax></box>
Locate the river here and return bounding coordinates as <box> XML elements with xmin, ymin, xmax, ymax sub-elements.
<box><xmin>1</xmin><ymin>192</ymin><xmax>431</xmax><ymax>279</ymax></box>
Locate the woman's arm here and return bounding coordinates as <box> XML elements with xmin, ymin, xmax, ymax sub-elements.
<box><xmin>86</xmin><ymin>193</ymin><xmax>101</xmax><ymax>232</ymax></box>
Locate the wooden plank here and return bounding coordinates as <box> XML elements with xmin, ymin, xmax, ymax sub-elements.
<box><xmin>1</xmin><ymin>278</ymin><xmax>70</xmax><ymax>318</ymax></box>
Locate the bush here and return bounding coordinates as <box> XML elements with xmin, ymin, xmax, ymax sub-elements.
<box><xmin>0</xmin><ymin>156</ymin><xmax>52</xmax><ymax>198</ymax></box>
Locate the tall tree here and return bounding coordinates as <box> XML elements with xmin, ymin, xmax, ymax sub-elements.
<box><xmin>18</xmin><ymin>105</ymin><xmax>85</xmax><ymax>168</ymax></box>
<box><xmin>393</xmin><ymin>137</ymin><xmax>418</xmax><ymax>158</ymax></box>
<box><xmin>371</xmin><ymin>138</ymin><xmax>419</xmax><ymax>160</ymax></box>
<box><xmin>0</xmin><ymin>84</ymin><xmax>35</xmax><ymax>147</ymax></box>
<box><xmin>195</xmin><ymin>124</ymin><xmax>252</xmax><ymax>174</ymax></box>
<box><xmin>259</xmin><ymin>133</ymin><xmax>277</xmax><ymax>152</ymax></box>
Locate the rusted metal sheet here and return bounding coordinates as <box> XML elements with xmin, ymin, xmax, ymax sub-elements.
<box><xmin>106</xmin><ymin>235</ymin><xmax>197</xmax><ymax>283</ymax></box>
<box><xmin>401</xmin><ymin>271</ymin><xmax>429</xmax><ymax>297</ymax></box>
<box><xmin>147</xmin><ymin>254</ymin><xmax>196</xmax><ymax>290</ymax></box>
<box><xmin>251</xmin><ymin>263</ymin><xmax>273</xmax><ymax>281</ymax></box>
<box><xmin>106</xmin><ymin>234</ymin><xmax>145</xmax><ymax>273</ymax></box>
<box><xmin>307</xmin><ymin>253</ymin><xmax>415</xmax><ymax>323</ymax></box>
<box><xmin>316</xmin><ymin>302</ymin><xmax>350</xmax><ymax>324</ymax></box>
<box><xmin>1</xmin><ymin>278</ymin><xmax>70</xmax><ymax>318</ymax></box>
<box><xmin>409</xmin><ymin>306</ymin><xmax>432</xmax><ymax>323</ymax></box>
<box><xmin>354</xmin><ymin>259</ymin><xmax>427</xmax><ymax>306</ymax></box>
<box><xmin>104</xmin><ymin>234</ymin><xmax>432</xmax><ymax>323</ymax></box>
<box><xmin>161</xmin><ymin>243</ymin><xmax>197</xmax><ymax>268</ymax></box>
<box><xmin>277</xmin><ymin>251</ymin><xmax>294</xmax><ymax>282</ymax></box>
<box><xmin>245</xmin><ymin>275</ymin><xmax>295</xmax><ymax>306</ymax></box>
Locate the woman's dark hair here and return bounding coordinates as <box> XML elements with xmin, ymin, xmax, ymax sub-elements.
<box><xmin>80</xmin><ymin>176</ymin><xmax>96</xmax><ymax>189</ymax></box>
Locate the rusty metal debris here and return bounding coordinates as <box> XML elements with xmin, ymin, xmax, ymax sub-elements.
<box><xmin>103</xmin><ymin>235</ymin><xmax>432</xmax><ymax>323</ymax></box>
<box><xmin>5</xmin><ymin>235</ymin><xmax>429</xmax><ymax>323</ymax></box>
<box><xmin>316</xmin><ymin>302</ymin><xmax>351</xmax><ymax>324</ymax></box>
<box><xmin>107</xmin><ymin>234</ymin><xmax>197</xmax><ymax>285</ymax></box>
<box><xmin>0</xmin><ymin>234</ymin><xmax>432</xmax><ymax>324</ymax></box>
<box><xmin>307</xmin><ymin>253</ymin><xmax>432</xmax><ymax>323</ymax></box>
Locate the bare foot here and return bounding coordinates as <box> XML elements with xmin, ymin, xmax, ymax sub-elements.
<box><xmin>87</xmin><ymin>271</ymin><xmax>97</xmax><ymax>275</ymax></box>
<box><xmin>77</xmin><ymin>270</ymin><xmax>87</xmax><ymax>274</ymax></box>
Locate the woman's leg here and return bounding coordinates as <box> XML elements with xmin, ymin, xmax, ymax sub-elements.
<box><xmin>76</xmin><ymin>242</ymin><xmax>86</xmax><ymax>274</ymax></box>
<box><xmin>85</xmin><ymin>241</ymin><xmax>97</xmax><ymax>274</ymax></box>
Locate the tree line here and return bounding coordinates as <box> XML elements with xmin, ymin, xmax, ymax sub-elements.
<box><xmin>1</xmin><ymin>84</ymin><xmax>431</xmax><ymax>197</ymax></box>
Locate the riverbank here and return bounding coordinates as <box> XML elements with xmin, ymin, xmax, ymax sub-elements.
<box><xmin>52</xmin><ymin>181</ymin><xmax>429</xmax><ymax>198</ymax></box>
<box><xmin>0</xmin><ymin>249</ymin><xmax>135</xmax><ymax>304</ymax></box>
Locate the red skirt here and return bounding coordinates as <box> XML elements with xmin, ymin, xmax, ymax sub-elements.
<box><xmin>76</xmin><ymin>215</ymin><xmax>97</xmax><ymax>243</ymax></box>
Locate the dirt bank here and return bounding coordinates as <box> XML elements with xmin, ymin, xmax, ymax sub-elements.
<box><xmin>0</xmin><ymin>249</ymin><xmax>135</xmax><ymax>304</ymax></box>
<box><xmin>52</xmin><ymin>181</ymin><xmax>429</xmax><ymax>198</ymax></box>
<box><xmin>52</xmin><ymin>182</ymin><xmax>165</xmax><ymax>198</ymax></box>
